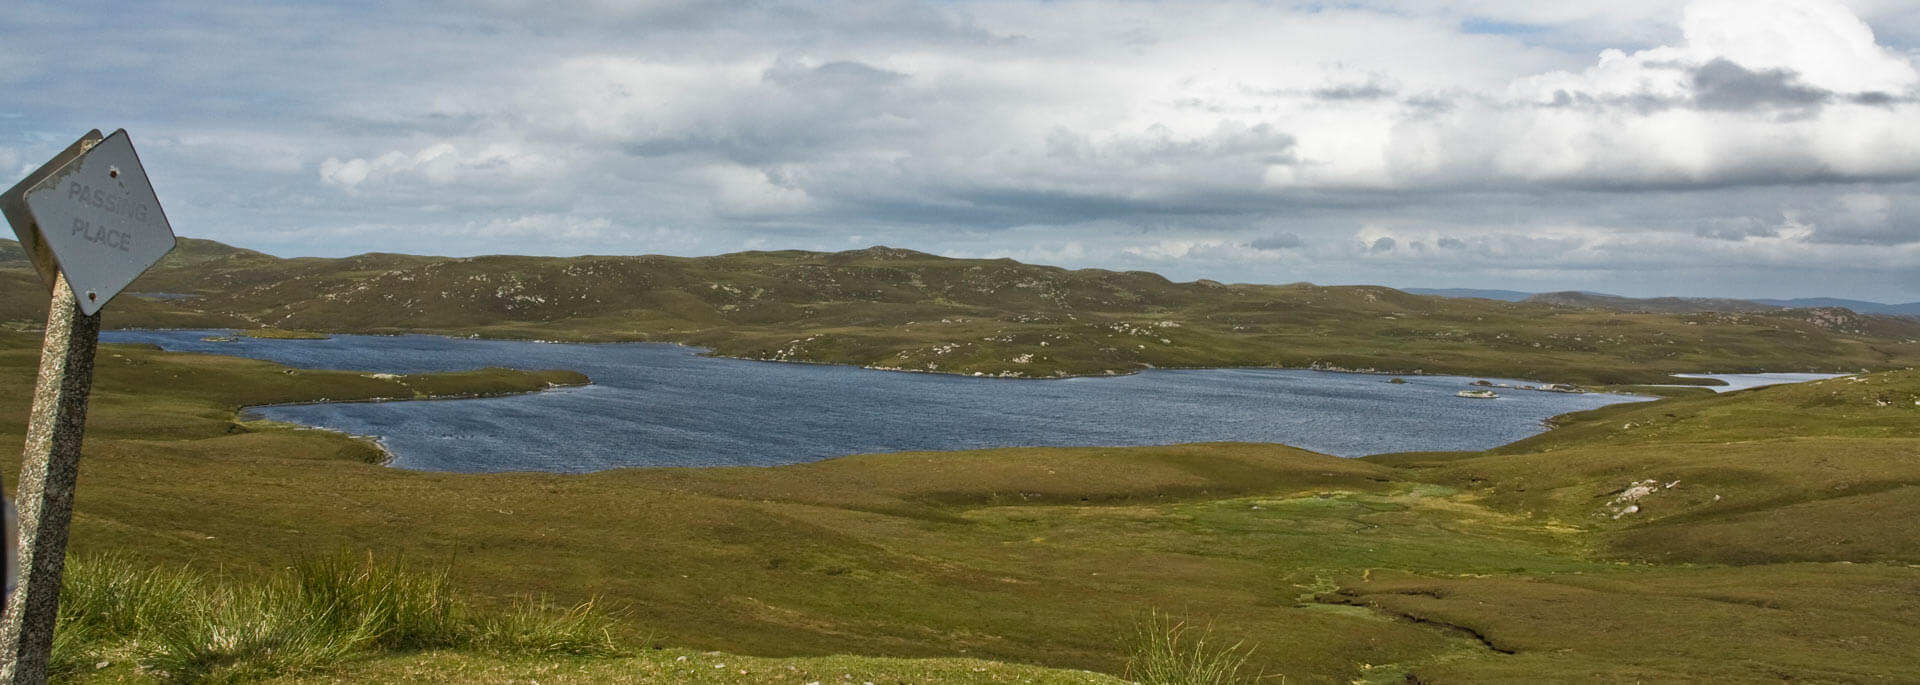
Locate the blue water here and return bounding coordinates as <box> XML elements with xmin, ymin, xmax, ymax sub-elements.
<box><xmin>1668</xmin><ymin>373</ymin><xmax>1849</xmax><ymax>392</ymax></box>
<box><xmin>102</xmin><ymin>330</ymin><xmax>1652</xmax><ymax>473</ymax></box>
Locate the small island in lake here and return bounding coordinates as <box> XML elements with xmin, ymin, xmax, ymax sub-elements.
<box><xmin>239</xmin><ymin>327</ymin><xmax>332</xmax><ymax>340</ymax></box>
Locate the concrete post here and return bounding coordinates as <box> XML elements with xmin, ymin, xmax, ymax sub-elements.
<box><xmin>0</xmin><ymin>271</ymin><xmax>101</xmax><ymax>684</ymax></box>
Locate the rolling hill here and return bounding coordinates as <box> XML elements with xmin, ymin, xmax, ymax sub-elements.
<box><xmin>3</xmin><ymin>237</ymin><xmax>1918</xmax><ymax>384</ymax></box>
<box><xmin>1410</xmin><ymin>286</ymin><xmax>1920</xmax><ymax>318</ymax></box>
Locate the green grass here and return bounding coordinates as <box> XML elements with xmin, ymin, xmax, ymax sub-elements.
<box><xmin>1122</xmin><ymin>612</ymin><xmax>1264</xmax><ymax>685</ymax></box>
<box><xmin>264</xmin><ymin>649</ymin><xmax>1125</xmax><ymax>684</ymax></box>
<box><xmin>52</xmin><ymin>553</ymin><xmax>620</xmax><ymax>684</ymax></box>
<box><xmin>1330</xmin><ymin>563</ymin><xmax>1920</xmax><ymax>682</ymax></box>
<box><xmin>1491</xmin><ymin>368</ymin><xmax>1920</xmax><ymax>453</ymax></box>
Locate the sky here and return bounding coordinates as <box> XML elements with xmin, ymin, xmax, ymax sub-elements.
<box><xmin>3</xmin><ymin>0</ymin><xmax>1918</xmax><ymax>302</ymax></box>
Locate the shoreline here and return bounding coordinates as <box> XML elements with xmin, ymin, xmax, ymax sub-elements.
<box><xmin>106</xmin><ymin>325</ymin><xmax>1706</xmax><ymax>390</ymax></box>
<box><xmin>235</xmin><ymin>379</ymin><xmax>592</xmax><ymax>418</ymax></box>
<box><xmin>236</xmin><ymin>379</ymin><xmax>594</xmax><ymax>468</ymax></box>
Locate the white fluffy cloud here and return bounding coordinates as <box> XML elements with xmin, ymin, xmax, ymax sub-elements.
<box><xmin>319</xmin><ymin>143</ymin><xmax>562</xmax><ymax>195</ymax></box>
<box><xmin>1269</xmin><ymin>0</ymin><xmax>1920</xmax><ymax>190</ymax></box>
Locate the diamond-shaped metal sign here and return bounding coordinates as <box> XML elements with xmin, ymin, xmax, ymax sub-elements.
<box><xmin>3</xmin><ymin>129</ymin><xmax>175</xmax><ymax>315</ymax></box>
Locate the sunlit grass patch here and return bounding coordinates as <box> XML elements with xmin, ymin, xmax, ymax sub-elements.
<box><xmin>52</xmin><ymin>552</ymin><xmax>623</xmax><ymax>683</ymax></box>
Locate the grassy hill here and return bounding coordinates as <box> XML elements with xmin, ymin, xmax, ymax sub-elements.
<box><xmin>1524</xmin><ymin>290</ymin><xmax>1786</xmax><ymax>314</ymax></box>
<box><xmin>3</xmin><ymin>237</ymin><xmax>1917</xmax><ymax>384</ymax></box>
<box><xmin>1415</xmin><ymin>288</ymin><xmax>1920</xmax><ymax>318</ymax></box>
<box><xmin>3</xmin><ymin>328</ymin><xmax>1917</xmax><ymax>682</ymax></box>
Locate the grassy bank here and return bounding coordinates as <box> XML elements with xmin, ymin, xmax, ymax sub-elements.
<box><xmin>4</xmin><ymin>333</ymin><xmax>1918</xmax><ymax>682</ymax></box>
<box><xmin>0</xmin><ymin>331</ymin><xmax>586</xmax><ymax>454</ymax></box>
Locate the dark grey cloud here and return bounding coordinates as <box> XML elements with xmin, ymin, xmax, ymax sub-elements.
<box><xmin>1313</xmin><ymin>83</ymin><xmax>1398</xmax><ymax>101</ymax></box>
<box><xmin>1247</xmin><ymin>232</ymin><xmax>1303</xmax><ymax>250</ymax></box>
<box><xmin>1524</xmin><ymin>58</ymin><xmax>1916</xmax><ymax>122</ymax></box>
<box><xmin>1691</xmin><ymin>59</ymin><xmax>1832</xmax><ymax>111</ymax></box>
<box><xmin>1532</xmin><ymin>60</ymin><xmax>1845</xmax><ymax>117</ymax></box>
<box><xmin>1851</xmin><ymin>91</ymin><xmax>1903</xmax><ymax>106</ymax></box>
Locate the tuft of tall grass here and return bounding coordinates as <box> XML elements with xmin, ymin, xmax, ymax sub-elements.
<box><xmin>57</xmin><ymin>552</ymin><xmax>201</xmax><ymax>638</ymax></box>
<box><xmin>146</xmin><ymin>592</ymin><xmax>364</xmax><ymax>684</ymax></box>
<box><xmin>288</xmin><ymin>552</ymin><xmax>467</xmax><ymax>651</ymax></box>
<box><xmin>52</xmin><ymin>552</ymin><xmax>627</xmax><ymax>683</ymax></box>
<box><xmin>51</xmin><ymin>553</ymin><xmax>203</xmax><ymax>677</ymax></box>
<box><xmin>473</xmin><ymin>596</ymin><xmax>622</xmax><ymax>657</ymax></box>
<box><xmin>1123</xmin><ymin>610</ymin><xmax>1267</xmax><ymax>685</ymax></box>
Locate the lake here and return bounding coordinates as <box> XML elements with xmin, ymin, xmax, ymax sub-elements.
<box><xmin>1669</xmin><ymin>372</ymin><xmax>1849</xmax><ymax>392</ymax></box>
<box><xmin>103</xmin><ymin>330</ymin><xmax>1654</xmax><ymax>473</ymax></box>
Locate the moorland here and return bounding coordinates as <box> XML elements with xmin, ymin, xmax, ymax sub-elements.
<box><xmin>5</xmin><ymin>237</ymin><xmax>1918</xmax><ymax>384</ymax></box>
<box><xmin>0</xmin><ymin>238</ymin><xmax>1917</xmax><ymax>682</ymax></box>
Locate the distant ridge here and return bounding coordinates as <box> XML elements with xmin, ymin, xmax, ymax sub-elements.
<box><xmin>1400</xmin><ymin>288</ymin><xmax>1533</xmax><ymax>302</ymax></box>
<box><xmin>6</xmin><ymin>237</ymin><xmax>1912</xmax><ymax>315</ymax></box>
<box><xmin>1750</xmin><ymin>298</ymin><xmax>1920</xmax><ymax>317</ymax></box>
<box><xmin>5</xmin><ymin>237</ymin><xmax>1918</xmax><ymax>383</ymax></box>
<box><xmin>159</xmin><ymin>237</ymin><xmax>275</xmax><ymax>263</ymax></box>
<box><xmin>0</xmin><ymin>236</ymin><xmax>269</xmax><ymax>268</ymax></box>
<box><xmin>0</xmin><ymin>238</ymin><xmax>26</xmax><ymax>268</ymax></box>
<box><xmin>1408</xmin><ymin>284</ymin><xmax>1919</xmax><ymax>318</ymax></box>
<box><xmin>1525</xmin><ymin>291</ymin><xmax>1783</xmax><ymax>314</ymax></box>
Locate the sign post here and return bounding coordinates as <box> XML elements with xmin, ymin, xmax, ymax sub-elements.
<box><xmin>0</xmin><ymin>130</ymin><xmax>175</xmax><ymax>684</ymax></box>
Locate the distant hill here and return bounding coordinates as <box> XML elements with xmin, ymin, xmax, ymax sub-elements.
<box><xmin>0</xmin><ymin>237</ymin><xmax>26</xmax><ymax>268</ymax></box>
<box><xmin>4</xmin><ymin>237</ymin><xmax>1918</xmax><ymax>383</ymax></box>
<box><xmin>1751</xmin><ymin>297</ymin><xmax>1920</xmax><ymax>317</ymax></box>
<box><xmin>1400</xmin><ymin>288</ymin><xmax>1533</xmax><ymax>302</ymax></box>
<box><xmin>155</xmin><ymin>236</ymin><xmax>276</xmax><ymax>265</ymax></box>
<box><xmin>1411</xmin><ymin>287</ymin><xmax>1919</xmax><ymax>319</ymax></box>
<box><xmin>1524</xmin><ymin>291</ymin><xmax>1785</xmax><ymax>314</ymax></box>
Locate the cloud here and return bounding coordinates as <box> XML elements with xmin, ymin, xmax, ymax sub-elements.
<box><xmin>319</xmin><ymin>143</ymin><xmax>562</xmax><ymax>195</ymax></box>
<box><xmin>1682</xmin><ymin>0</ymin><xmax>1918</xmax><ymax>93</ymax></box>
<box><xmin>1121</xmin><ymin>238</ymin><xmax>1270</xmax><ymax>263</ymax></box>
<box><xmin>1689</xmin><ymin>59</ymin><xmax>1832</xmax><ymax>111</ymax></box>
<box><xmin>0</xmin><ymin>146</ymin><xmax>21</xmax><ymax>179</ymax></box>
<box><xmin>1269</xmin><ymin>0</ymin><xmax>1920</xmax><ymax>192</ymax></box>
<box><xmin>1313</xmin><ymin>83</ymin><xmax>1399</xmax><ymax>100</ymax></box>
<box><xmin>765</xmin><ymin>58</ymin><xmax>910</xmax><ymax>90</ymax></box>
<box><xmin>468</xmin><ymin>214</ymin><xmax>617</xmax><ymax>241</ymax></box>
<box><xmin>1247</xmin><ymin>232</ymin><xmax>1303</xmax><ymax>250</ymax></box>
<box><xmin>1804</xmin><ymin>192</ymin><xmax>1919</xmax><ymax>244</ymax></box>
<box><xmin>1694</xmin><ymin>216</ymin><xmax>1782</xmax><ymax>241</ymax></box>
<box><xmin>4</xmin><ymin>0</ymin><xmax>1920</xmax><ymax>301</ymax></box>
<box><xmin>261</xmin><ymin>0</ymin><xmax>1920</xmax><ymax>229</ymax></box>
<box><xmin>705</xmin><ymin>164</ymin><xmax>817</xmax><ymax>218</ymax></box>
<box><xmin>1311</xmin><ymin>70</ymin><xmax>1401</xmax><ymax>101</ymax></box>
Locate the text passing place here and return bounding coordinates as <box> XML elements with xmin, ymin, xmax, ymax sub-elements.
<box><xmin>21</xmin><ymin>130</ymin><xmax>176</xmax><ymax>315</ymax></box>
